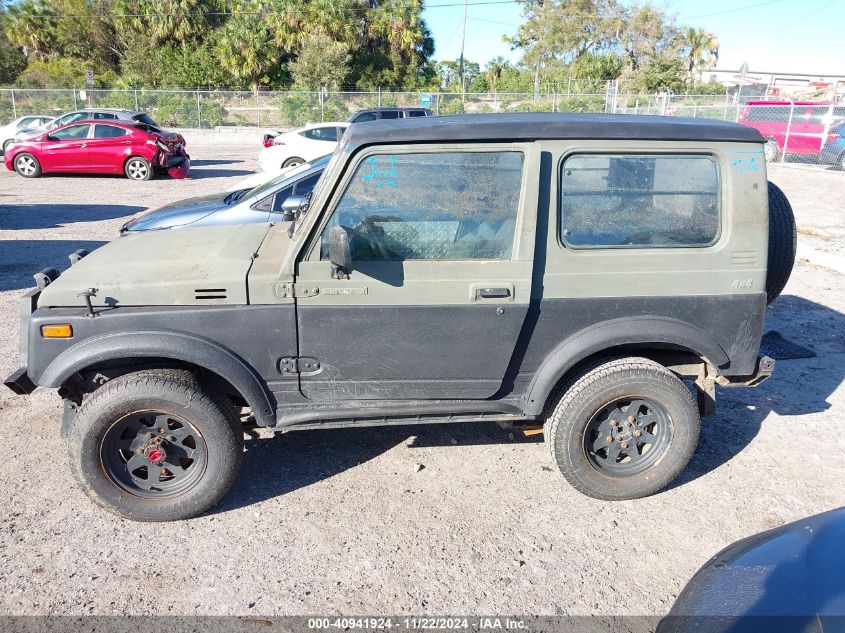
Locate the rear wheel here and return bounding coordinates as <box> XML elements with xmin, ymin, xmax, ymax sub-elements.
<box><xmin>282</xmin><ymin>156</ymin><xmax>304</xmax><ymax>169</ymax></box>
<box><xmin>14</xmin><ymin>153</ymin><xmax>41</xmax><ymax>177</ymax></box>
<box><xmin>124</xmin><ymin>156</ymin><xmax>152</xmax><ymax>181</ymax></box>
<box><xmin>2</xmin><ymin>138</ymin><xmax>14</xmax><ymax>153</ymax></box>
<box><xmin>544</xmin><ymin>357</ymin><xmax>700</xmax><ymax>501</ymax></box>
<box><xmin>67</xmin><ymin>370</ymin><xmax>243</xmax><ymax>521</ymax></box>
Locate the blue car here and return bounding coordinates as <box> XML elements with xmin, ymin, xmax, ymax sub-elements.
<box><xmin>820</xmin><ymin>123</ymin><xmax>845</xmax><ymax>170</ymax></box>
<box><xmin>121</xmin><ymin>156</ymin><xmax>328</xmax><ymax>233</ymax></box>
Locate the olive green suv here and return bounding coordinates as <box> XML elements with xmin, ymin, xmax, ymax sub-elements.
<box><xmin>5</xmin><ymin>114</ymin><xmax>796</xmax><ymax>521</ymax></box>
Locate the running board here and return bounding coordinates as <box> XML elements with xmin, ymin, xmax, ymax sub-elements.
<box><xmin>273</xmin><ymin>401</ymin><xmax>530</xmax><ymax>432</ymax></box>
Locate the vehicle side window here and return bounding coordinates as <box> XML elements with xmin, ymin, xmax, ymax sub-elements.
<box><xmin>93</xmin><ymin>112</ymin><xmax>117</xmax><ymax>120</ymax></box>
<box><xmin>745</xmin><ymin>106</ymin><xmax>790</xmax><ymax>122</ymax></box>
<box><xmin>559</xmin><ymin>154</ymin><xmax>719</xmax><ymax>249</ymax></box>
<box><xmin>320</xmin><ymin>151</ymin><xmax>524</xmax><ymax>261</ymax></box>
<box><xmin>293</xmin><ymin>172</ymin><xmax>321</xmax><ymax>195</ymax></box>
<box><xmin>57</xmin><ymin>112</ymin><xmax>85</xmax><ymax>126</ymax></box>
<box><xmin>407</xmin><ymin>110</ymin><xmax>427</xmax><ymax>117</ymax></box>
<box><xmin>380</xmin><ymin>110</ymin><xmax>400</xmax><ymax>119</ymax></box>
<box><xmin>353</xmin><ymin>112</ymin><xmax>378</xmax><ymax>123</ymax></box>
<box><xmin>267</xmin><ymin>186</ymin><xmax>295</xmax><ymax>213</ymax></box>
<box><xmin>51</xmin><ymin>124</ymin><xmax>91</xmax><ymax>140</ymax></box>
<box><xmin>94</xmin><ymin>124</ymin><xmax>128</xmax><ymax>139</ymax></box>
<box><xmin>19</xmin><ymin>117</ymin><xmax>41</xmax><ymax>129</ymax></box>
<box><xmin>301</xmin><ymin>127</ymin><xmax>339</xmax><ymax>142</ymax></box>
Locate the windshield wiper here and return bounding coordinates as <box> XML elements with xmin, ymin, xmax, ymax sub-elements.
<box><xmin>224</xmin><ymin>189</ymin><xmax>249</xmax><ymax>205</ymax></box>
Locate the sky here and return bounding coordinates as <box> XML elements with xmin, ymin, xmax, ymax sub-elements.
<box><xmin>422</xmin><ymin>0</ymin><xmax>844</xmax><ymax>76</ymax></box>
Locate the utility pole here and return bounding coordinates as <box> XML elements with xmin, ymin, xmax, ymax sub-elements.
<box><xmin>459</xmin><ymin>0</ymin><xmax>468</xmax><ymax>97</ymax></box>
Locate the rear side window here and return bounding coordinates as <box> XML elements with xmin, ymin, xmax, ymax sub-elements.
<box><xmin>93</xmin><ymin>112</ymin><xmax>117</xmax><ymax>120</ymax></box>
<box><xmin>321</xmin><ymin>151</ymin><xmax>524</xmax><ymax>261</ymax></box>
<box><xmin>379</xmin><ymin>110</ymin><xmax>400</xmax><ymax>119</ymax></box>
<box><xmin>133</xmin><ymin>113</ymin><xmax>157</xmax><ymax>125</ymax></box>
<box><xmin>559</xmin><ymin>154</ymin><xmax>720</xmax><ymax>249</ymax></box>
<box><xmin>407</xmin><ymin>110</ymin><xmax>428</xmax><ymax>118</ymax></box>
<box><xmin>301</xmin><ymin>127</ymin><xmax>339</xmax><ymax>142</ymax></box>
<box><xmin>94</xmin><ymin>124</ymin><xmax>128</xmax><ymax>139</ymax></box>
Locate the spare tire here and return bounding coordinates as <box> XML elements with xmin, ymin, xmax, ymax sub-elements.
<box><xmin>766</xmin><ymin>181</ymin><xmax>797</xmax><ymax>304</ymax></box>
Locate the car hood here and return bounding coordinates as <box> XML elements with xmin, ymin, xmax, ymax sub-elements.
<box><xmin>37</xmin><ymin>223</ymin><xmax>272</xmax><ymax>307</ymax></box>
<box><xmin>122</xmin><ymin>192</ymin><xmax>231</xmax><ymax>232</ymax></box>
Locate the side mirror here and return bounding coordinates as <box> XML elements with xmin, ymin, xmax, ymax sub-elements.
<box><xmin>328</xmin><ymin>225</ymin><xmax>352</xmax><ymax>280</ymax></box>
<box><xmin>279</xmin><ymin>195</ymin><xmax>303</xmax><ymax>221</ymax></box>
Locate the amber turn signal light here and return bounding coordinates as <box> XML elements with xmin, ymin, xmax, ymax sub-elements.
<box><xmin>41</xmin><ymin>324</ymin><xmax>73</xmax><ymax>338</ymax></box>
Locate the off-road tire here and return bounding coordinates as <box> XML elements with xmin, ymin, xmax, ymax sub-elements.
<box><xmin>282</xmin><ymin>156</ymin><xmax>304</xmax><ymax>169</ymax></box>
<box><xmin>124</xmin><ymin>156</ymin><xmax>152</xmax><ymax>181</ymax></box>
<box><xmin>544</xmin><ymin>357</ymin><xmax>700</xmax><ymax>501</ymax></box>
<box><xmin>766</xmin><ymin>181</ymin><xmax>796</xmax><ymax>304</ymax></box>
<box><xmin>14</xmin><ymin>152</ymin><xmax>41</xmax><ymax>177</ymax></box>
<box><xmin>67</xmin><ymin>370</ymin><xmax>243</xmax><ymax>521</ymax></box>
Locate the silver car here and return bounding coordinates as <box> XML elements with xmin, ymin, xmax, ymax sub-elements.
<box><xmin>121</xmin><ymin>157</ymin><xmax>327</xmax><ymax>233</ymax></box>
<box><xmin>15</xmin><ymin>109</ymin><xmax>158</xmax><ymax>141</ymax></box>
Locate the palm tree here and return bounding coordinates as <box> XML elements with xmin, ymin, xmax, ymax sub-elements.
<box><xmin>5</xmin><ymin>0</ymin><xmax>57</xmax><ymax>61</ymax></box>
<box><xmin>684</xmin><ymin>27</ymin><xmax>718</xmax><ymax>84</ymax></box>
<box><xmin>485</xmin><ymin>56</ymin><xmax>507</xmax><ymax>105</ymax></box>
<box><xmin>214</xmin><ymin>14</ymin><xmax>277</xmax><ymax>91</ymax></box>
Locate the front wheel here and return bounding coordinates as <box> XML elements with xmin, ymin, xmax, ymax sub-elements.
<box><xmin>67</xmin><ymin>370</ymin><xmax>243</xmax><ymax>521</ymax></box>
<box><xmin>14</xmin><ymin>153</ymin><xmax>42</xmax><ymax>177</ymax></box>
<box><xmin>544</xmin><ymin>357</ymin><xmax>700</xmax><ymax>500</ymax></box>
<box><xmin>3</xmin><ymin>138</ymin><xmax>15</xmax><ymax>154</ymax></box>
<box><xmin>124</xmin><ymin>156</ymin><xmax>153</xmax><ymax>181</ymax></box>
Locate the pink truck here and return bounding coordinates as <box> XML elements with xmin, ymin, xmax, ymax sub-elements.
<box><xmin>738</xmin><ymin>101</ymin><xmax>845</xmax><ymax>161</ymax></box>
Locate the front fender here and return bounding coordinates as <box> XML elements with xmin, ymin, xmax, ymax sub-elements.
<box><xmin>523</xmin><ymin>316</ymin><xmax>729</xmax><ymax>416</ymax></box>
<box><xmin>39</xmin><ymin>330</ymin><xmax>276</xmax><ymax>427</ymax></box>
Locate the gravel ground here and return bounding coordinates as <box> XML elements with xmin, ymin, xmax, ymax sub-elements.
<box><xmin>0</xmin><ymin>143</ymin><xmax>843</xmax><ymax>617</ymax></box>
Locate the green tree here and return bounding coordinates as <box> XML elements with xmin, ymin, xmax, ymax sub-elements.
<box><xmin>214</xmin><ymin>14</ymin><xmax>279</xmax><ymax>90</ymax></box>
<box><xmin>289</xmin><ymin>34</ymin><xmax>349</xmax><ymax>91</ymax></box>
<box><xmin>485</xmin><ymin>56</ymin><xmax>508</xmax><ymax>100</ymax></box>
<box><xmin>5</xmin><ymin>0</ymin><xmax>57</xmax><ymax>62</ymax></box>
<box><xmin>683</xmin><ymin>27</ymin><xmax>718</xmax><ymax>84</ymax></box>
<box><xmin>0</xmin><ymin>7</ymin><xmax>27</xmax><ymax>84</ymax></box>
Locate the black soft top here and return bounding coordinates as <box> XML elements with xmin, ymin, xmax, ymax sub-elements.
<box><xmin>346</xmin><ymin>113</ymin><xmax>763</xmax><ymax>145</ymax></box>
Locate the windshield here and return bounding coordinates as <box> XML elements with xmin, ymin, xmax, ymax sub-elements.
<box><xmin>245</xmin><ymin>155</ymin><xmax>331</xmax><ymax>200</ymax></box>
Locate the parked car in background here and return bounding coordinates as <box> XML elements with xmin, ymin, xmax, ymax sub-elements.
<box><xmin>348</xmin><ymin>106</ymin><xmax>432</xmax><ymax>122</ymax></box>
<box><xmin>659</xmin><ymin>507</ymin><xmax>845</xmax><ymax>631</ymax></box>
<box><xmin>122</xmin><ymin>157</ymin><xmax>327</xmax><ymax>232</ymax></box>
<box><xmin>1</xmin><ymin>115</ymin><xmax>54</xmax><ymax>154</ymax></box>
<box><xmin>819</xmin><ymin>122</ymin><xmax>845</xmax><ymax>169</ymax></box>
<box><xmin>258</xmin><ymin>122</ymin><xmax>347</xmax><ymax>171</ymax></box>
<box><xmin>738</xmin><ymin>101</ymin><xmax>845</xmax><ymax>161</ymax></box>
<box><xmin>228</xmin><ymin>153</ymin><xmax>330</xmax><ymax>191</ymax></box>
<box><xmin>5</xmin><ymin>120</ymin><xmax>189</xmax><ymax>180</ymax></box>
<box><xmin>14</xmin><ymin>109</ymin><xmax>159</xmax><ymax>142</ymax></box>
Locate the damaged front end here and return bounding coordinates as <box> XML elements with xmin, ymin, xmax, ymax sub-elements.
<box><xmin>155</xmin><ymin>132</ymin><xmax>190</xmax><ymax>179</ymax></box>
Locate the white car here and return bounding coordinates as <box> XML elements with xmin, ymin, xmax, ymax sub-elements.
<box><xmin>258</xmin><ymin>122</ymin><xmax>348</xmax><ymax>172</ymax></box>
<box><xmin>228</xmin><ymin>154</ymin><xmax>330</xmax><ymax>192</ymax></box>
<box><xmin>1</xmin><ymin>115</ymin><xmax>54</xmax><ymax>153</ymax></box>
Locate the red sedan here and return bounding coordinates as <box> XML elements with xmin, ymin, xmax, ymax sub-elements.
<box><xmin>4</xmin><ymin>120</ymin><xmax>189</xmax><ymax>180</ymax></box>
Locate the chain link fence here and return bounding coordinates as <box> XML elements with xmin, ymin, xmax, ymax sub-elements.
<box><xmin>1</xmin><ymin>87</ymin><xmax>843</xmax><ymax>167</ymax></box>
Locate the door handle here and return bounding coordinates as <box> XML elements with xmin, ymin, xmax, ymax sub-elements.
<box><xmin>79</xmin><ymin>143</ymin><xmax>86</xmax><ymax>148</ymax></box>
<box><xmin>476</xmin><ymin>287</ymin><xmax>511</xmax><ymax>299</ymax></box>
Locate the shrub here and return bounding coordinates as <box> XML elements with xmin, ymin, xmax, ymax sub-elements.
<box><xmin>278</xmin><ymin>93</ymin><xmax>349</xmax><ymax>126</ymax></box>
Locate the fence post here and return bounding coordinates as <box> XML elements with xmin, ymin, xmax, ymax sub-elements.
<box><xmin>134</xmin><ymin>88</ymin><xmax>139</xmax><ymax>111</ymax></box>
<box><xmin>10</xmin><ymin>89</ymin><xmax>16</xmax><ymax>119</ymax></box>
<box><xmin>255</xmin><ymin>90</ymin><xmax>261</xmax><ymax>128</ymax></box>
<box><xmin>782</xmin><ymin>102</ymin><xmax>795</xmax><ymax>163</ymax></box>
<box><xmin>435</xmin><ymin>92</ymin><xmax>440</xmax><ymax>115</ymax></box>
<box><xmin>378</xmin><ymin>87</ymin><xmax>381</xmax><ymax>107</ymax></box>
<box><xmin>73</xmin><ymin>89</ymin><xmax>78</xmax><ymax>110</ymax></box>
<box><xmin>196</xmin><ymin>89</ymin><xmax>202</xmax><ymax>129</ymax></box>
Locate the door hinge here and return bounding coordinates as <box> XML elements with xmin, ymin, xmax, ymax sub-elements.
<box><xmin>278</xmin><ymin>357</ymin><xmax>321</xmax><ymax>375</ymax></box>
<box><xmin>275</xmin><ymin>283</ymin><xmax>320</xmax><ymax>299</ymax></box>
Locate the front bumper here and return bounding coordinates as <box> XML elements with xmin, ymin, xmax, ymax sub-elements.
<box><xmin>4</xmin><ymin>367</ymin><xmax>35</xmax><ymax>395</ymax></box>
